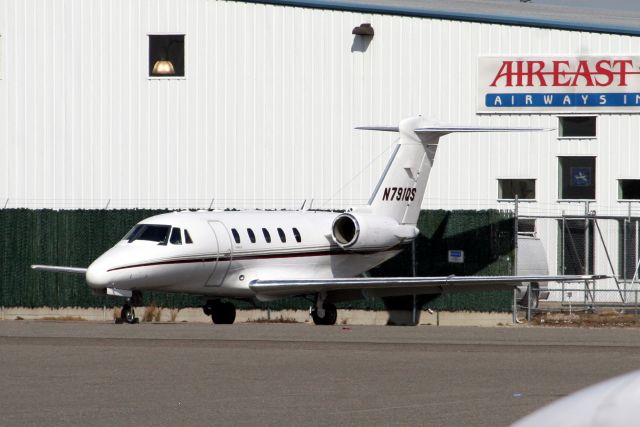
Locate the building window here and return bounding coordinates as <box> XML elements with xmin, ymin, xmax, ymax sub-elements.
<box><xmin>262</xmin><ymin>228</ymin><xmax>271</xmax><ymax>243</ymax></box>
<box><xmin>619</xmin><ymin>220</ymin><xmax>639</xmax><ymax>280</ymax></box>
<box><xmin>559</xmin><ymin>157</ymin><xmax>596</xmax><ymax>200</ymax></box>
<box><xmin>231</xmin><ymin>228</ymin><xmax>240</xmax><ymax>244</ymax></box>
<box><xmin>558</xmin><ymin>219</ymin><xmax>594</xmax><ymax>275</ymax></box>
<box><xmin>498</xmin><ymin>179</ymin><xmax>535</xmax><ymax>200</ymax></box>
<box><xmin>517</xmin><ymin>219</ymin><xmax>536</xmax><ymax>235</ymax></box>
<box><xmin>149</xmin><ymin>34</ymin><xmax>185</xmax><ymax>77</ymax></box>
<box><xmin>559</xmin><ymin>116</ymin><xmax>596</xmax><ymax>138</ymax></box>
<box><xmin>619</xmin><ymin>180</ymin><xmax>640</xmax><ymax>200</ymax></box>
<box><xmin>247</xmin><ymin>228</ymin><xmax>256</xmax><ymax>243</ymax></box>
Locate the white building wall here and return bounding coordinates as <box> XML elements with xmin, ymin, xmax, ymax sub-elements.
<box><xmin>1</xmin><ymin>0</ymin><xmax>639</xmax><ymax>287</ymax></box>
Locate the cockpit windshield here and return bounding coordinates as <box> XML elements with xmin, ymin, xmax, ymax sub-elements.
<box><xmin>123</xmin><ymin>224</ymin><xmax>172</xmax><ymax>244</ymax></box>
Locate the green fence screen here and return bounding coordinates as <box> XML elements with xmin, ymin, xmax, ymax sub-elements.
<box><xmin>0</xmin><ymin>209</ymin><xmax>514</xmax><ymax>311</ymax></box>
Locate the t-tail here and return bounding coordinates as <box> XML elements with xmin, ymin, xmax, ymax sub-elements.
<box><xmin>358</xmin><ymin>116</ymin><xmax>549</xmax><ymax>226</ymax></box>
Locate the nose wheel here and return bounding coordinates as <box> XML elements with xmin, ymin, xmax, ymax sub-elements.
<box><xmin>120</xmin><ymin>303</ymin><xmax>139</xmax><ymax>324</ymax></box>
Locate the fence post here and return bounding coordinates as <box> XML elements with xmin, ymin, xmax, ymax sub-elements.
<box><xmin>512</xmin><ymin>196</ymin><xmax>519</xmax><ymax>324</ymax></box>
<box><xmin>527</xmin><ymin>282</ymin><xmax>532</xmax><ymax>321</ymax></box>
<box><xmin>585</xmin><ymin>201</ymin><xmax>590</xmax><ymax>275</ymax></box>
<box><xmin>624</xmin><ymin>206</ymin><xmax>629</xmax><ymax>299</ymax></box>
<box><xmin>411</xmin><ymin>240</ymin><xmax>417</xmax><ymax>325</ymax></box>
<box><xmin>561</xmin><ymin>211</ymin><xmax>565</xmax><ymax>303</ymax></box>
<box><xmin>412</xmin><ymin>295</ymin><xmax>417</xmax><ymax>326</ymax></box>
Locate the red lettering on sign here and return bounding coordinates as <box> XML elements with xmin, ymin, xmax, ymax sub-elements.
<box><xmin>488</xmin><ymin>58</ymin><xmax>640</xmax><ymax>88</ymax></box>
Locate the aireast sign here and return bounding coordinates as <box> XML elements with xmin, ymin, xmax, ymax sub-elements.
<box><xmin>478</xmin><ymin>56</ymin><xmax>640</xmax><ymax>113</ymax></box>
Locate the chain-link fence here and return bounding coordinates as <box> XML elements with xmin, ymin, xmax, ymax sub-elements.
<box><xmin>515</xmin><ymin>200</ymin><xmax>640</xmax><ymax>315</ymax></box>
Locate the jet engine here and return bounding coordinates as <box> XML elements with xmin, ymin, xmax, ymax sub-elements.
<box><xmin>331</xmin><ymin>213</ymin><xmax>419</xmax><ymax>250</ymax></box>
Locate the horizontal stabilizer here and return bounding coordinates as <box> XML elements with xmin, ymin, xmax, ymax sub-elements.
<box><xmin>31</xmin><ymin>265</ymin><xmax>87</xmax><ymax>275</ymax></box>
<box><xmin>413</xmin><ymin>125</ymin><xmax>551</xmax><ymax>133</ymax></box>
<box><xmin>355</xmin><ymin>126</ymin><xmax>400</xmax><ymax>132</ymax></box>
<box><xmin>357</xmin><ymin>124</ymin><xmax>551</xmax><ymax>134</ymax></box>
<box><xmin>250</xmin><ymin>274</ymin><xmax>608</xmax><ymax>297</ymax></box>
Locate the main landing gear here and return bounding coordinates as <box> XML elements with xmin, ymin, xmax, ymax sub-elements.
<box><xmin>118</xmin><ymin>291</ymin><xmax>142</xmax><ymax>324</ymax></box>
<box><xmin>311</xmin><ymin>294</ymin><xmax>337</xmax><ymax>325</ymax></box>
<box><xmin>203</xmin><ymin>300</ymin><xmax>236</xmax><ymax>324</ymax></box>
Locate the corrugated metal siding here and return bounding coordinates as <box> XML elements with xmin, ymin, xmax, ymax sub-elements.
<box><xmin>1</xmin><ymin>0</ymin><xmax>640</xmax><ymax>282</ymax></box>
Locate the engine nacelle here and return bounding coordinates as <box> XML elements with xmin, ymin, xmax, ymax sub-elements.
<box><xmin>331</xmin><ymin>213</ymin><xmax>419</xmax><ymax>250</ymax></box>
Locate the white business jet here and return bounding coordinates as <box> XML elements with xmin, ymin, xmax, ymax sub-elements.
<box><xmin>32</xmin><ymin>116</ymin><xmax>604</xmax><ymax>325</ymax></box>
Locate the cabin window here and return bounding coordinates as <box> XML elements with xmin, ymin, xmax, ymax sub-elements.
<box><xmin>122</xmin><ymin>226</ymin><xmax>139</xmax><ymax>240</ymax></box>
<box><xmin>184</xmin><ymin>229</ymin><xmax>193</xmax><ymax>244</ymax></box>
<box><xmin>170</xmin><ymin>228</ymin><xmax>182</xmax><ymax>245</ymax></box>
<box><xmin>231</xmin><ymin>228</ymin><xmax>241</xmax><ymax>244</ymax></box>
<box><xmin>292</xmin><ymin>228</ymin><xmax>301</xmax><ymax>242</ymax></box>
<box><xmin>277</xmin><ymin>228</ymin><xmax>286</xmax><ymax>243</ymax></box>
<box><xmin>247</xmin><ymin>228</ymin><xmax>256</xmax><ymax>243</ymax></box>
<box><xmin>262</xmin><ymin>228</ymin><xmax>271</xmax><ymax>243</ymax></box>
<box><xmin>126</xmin><ymin>224</ymin><xmax>171</xmax><ymax>244</ymax></box>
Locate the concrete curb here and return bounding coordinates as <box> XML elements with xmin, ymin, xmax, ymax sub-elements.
<box><xmin>0</xmin><ymin>306</ymin><xmax>513</xmax><ymax>326</ymax></box>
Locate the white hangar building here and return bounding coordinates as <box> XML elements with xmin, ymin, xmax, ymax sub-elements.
<box><xmin>2</xmin><ymin>0</ymin><xmax>640</xmax><ymax>299</ymax></box>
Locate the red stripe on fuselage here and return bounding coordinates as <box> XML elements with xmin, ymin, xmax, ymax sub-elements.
<box><xmin>106</xmin><ymin>247</ymin><xmax>402</xmax><ymax>272</ymax></box>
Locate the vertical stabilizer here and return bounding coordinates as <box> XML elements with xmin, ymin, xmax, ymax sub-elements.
<box><xmin>358</xmin><ymin>116</ymin><xmax>548</xmax><ymax>226</ymax></box>
<box><xmin>364</xmin><ymin>117</ymin><xmax>442</xmax><ymax>225</ymax></box>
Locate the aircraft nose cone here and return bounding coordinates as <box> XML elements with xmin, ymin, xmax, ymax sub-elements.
<box><xmin>86</xmin><ymin>261</ymin><xmax>111</xmax><ymax>289</ymax></box>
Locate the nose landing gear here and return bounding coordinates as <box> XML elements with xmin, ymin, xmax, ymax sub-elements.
<box><xmin>117</xmin><ymin>291</ymin><xmax>142</xmax><ymax>324</ymax></box>
<box><xmin>119</xmin><ymin>304</ymin><xmax>138</xmax><ymax>324</ymax></box>
<box><xmin>203</xmin><ymin>300</ymin><xmax>236</xmax><ymax>324</ymax></box>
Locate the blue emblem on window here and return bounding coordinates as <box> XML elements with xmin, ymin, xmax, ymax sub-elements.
<box><xmin>570</xmin><ymin>167</ymin><xmax>592</xmax><ymax>187</ymax></box>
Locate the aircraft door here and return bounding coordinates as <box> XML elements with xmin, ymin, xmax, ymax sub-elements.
<box><xmin>205</xmin><ymin>221</ymin><xmax>233</xmax><ymax>287</ymax></box>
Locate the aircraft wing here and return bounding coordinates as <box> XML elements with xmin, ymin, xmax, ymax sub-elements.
<box><xmin>31</xmin><ymin>265</ymin><xmax>88</xmax><ymax>275</ymax></box>
<box><xmin>250</xmin><ymin>274</ymin><xmax>607</xmax><ymax>297</ymax></box>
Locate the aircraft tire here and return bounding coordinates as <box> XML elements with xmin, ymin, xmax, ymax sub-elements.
<box><xmin>120</xmin><ymin>304</ymin><xmax>137</xmax><ymax>324</ymax></box>
<box><xmin>211</xmin><ymin>302</ymin><xmax>236</xmax><ymax>324</ymax></box>
<box><xmin>312</xmin><ymin>302</ymin><xmax>337</xmax><ymax>326</ymax></box>
<box><xmin>202</xmin><ymin>304</ymin><xmax>212</xmax><ymax>316</ymax></box>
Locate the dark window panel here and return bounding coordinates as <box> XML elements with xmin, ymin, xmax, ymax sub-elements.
<box><xmin>559</xmin><ymin>157</ymin><xmax>596</xmax><ymax>200</ymax></box>
<box><xmin>559</xmin><ymin>116</ymin><xmax>596</xmax><ymax>138</ymax></box>
<box><xmin>619</xmin><ymin>180</ymin><xmax>640</xmax><ymax>200</ymax></box>
<box><xmin>498</xmin><ymin>179</ymin><xmax>536</xmax><ymax>199</ymax></box>
<box><xmin>149</xmin><ymin>34</ymin><xmax>185</xmax><ymax>77</ymax></box>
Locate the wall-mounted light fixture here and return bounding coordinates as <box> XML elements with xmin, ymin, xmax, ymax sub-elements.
<box><xmin>352</xmin><ymin>23</ymin><xmax>374</xmax><ymax>36</ymax></box>
<box><xmin>152</xmin><ymin>60</ymin><xmax>176</xmax><ymax>75</ymax></box>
